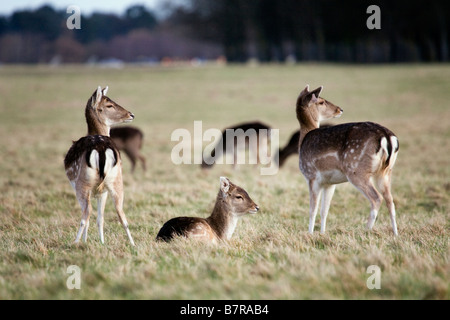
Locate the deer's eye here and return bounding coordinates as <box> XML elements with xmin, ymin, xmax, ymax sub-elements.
<box><xmin>319</xmin><ymin>101</ymin><xmax>325</xmax><ymax>105</ymax></box>
<box><xmin>106</xmin><ymin>104</ymin><xmax>113</xmax><ymax>108</ymax></box>
<box><xmin>235</xmin><ymin>195</ymin><xmax>243</xmax><ymax>200</ymax></box>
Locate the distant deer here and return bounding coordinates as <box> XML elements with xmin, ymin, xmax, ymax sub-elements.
<box><xmin>156</xmin><ymin>177</ymin><xmax>259</xmax><ymax>243</ymax></box>
<box><xmin>110</xmin><ymin>126</ymin><xmax>146</xmax><ymax>173</ymax></box>
<box><xmin>296</xmin><ymin>85</ymin><xmax>399</xmax><ymax>235</ymax></box>
<box><xmin>201</xmin><ymin>121</ymin><xmax>271</xmax><ymax>169</ymax></box>
<box><xmin>64</xmin><ymin>86</ymin><xmax>136</xmax><ymax>246</ymax></box>
<box><xmin>276</xmin><ymin>124</ymin><xmax>332</xmax><ymax>168</ymax></box>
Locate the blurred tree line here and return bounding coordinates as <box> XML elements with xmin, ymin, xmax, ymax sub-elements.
<box><xmin>0</xmin><ymin>0</ymin><xmax>448</xmax><ymax>63</ymax></box>
<box><xmin>173</xmin><ymin>0</ymin><xmax>450</xmax><ymax>62</ymax></box>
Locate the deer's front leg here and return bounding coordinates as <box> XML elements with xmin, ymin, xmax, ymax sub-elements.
<box><xmin>308</xmin><ymin>180</ymin><xmax>322</xmax><ymax>234</ymax></box>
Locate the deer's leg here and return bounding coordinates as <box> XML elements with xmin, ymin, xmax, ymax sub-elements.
<box><xmin>376</xmin><ymin>172</ymin><xmax>398</xmax><ymax>236</ymax></box>
<box><xmin>138</xmin><ymin>153</ymin><xmax>146</xmax><ymax>172</ymax></box>
<box><xmin>308</xmin><ymin>180</ymin><xmax>322</xmax><ymax>234</ymax></box>
<box><xmin>124</xmin><ymin>149</ymin><xmax>137</xmax><ymax>173</ymax></box>
<box><xmin>82</xmin><ymin>219</ymin><xmax>90</xmax><ymax>242</ymax></box>
<box><xmin>320</xmin><ymin>184</ymin><xmax>336</xmax><ymax>234</ymax></box>
<box><xmin>108</xmin><ymin>176</ymin><xmax>135</xmax><ymax>246</ymax></box>
<box><xmin>75</xmin><ymin>189</ymin><xmax>92</xmax><ymax>244</ymax></box>
<box><xmin>349</xmin><ymin>176</ymin><xmax>383</xmax><ymax>231</ymax></box>
<box><xmin>97</xmin><ymin>191</ymin><xmax>108</xmax><ymax>244</ymax></box>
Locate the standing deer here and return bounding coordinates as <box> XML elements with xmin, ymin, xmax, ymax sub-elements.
<box><xmin>110</xmin><ymin>126</ymin><xmax>146</xmax><ymax>173</ymax></box>
<box><xmin>296</xmin><ymin>85</ymin><xmax>399</xmax><ymax>235</ymax></box>
<box><xmin>201</xmin><ymin>121</ymin><xmax>272</xmax><ymax>169</ymax></box>
<box><xmin>156</xmin><ymin>177</ymin><xmax>259</xmax><ymax>243</ymax></box>
<box><xmin>64</xmin><ymin>86</ymin><xmax>136</xmax><ymax>246</ymax></box>
<box><xmin>276</xmin><ymin>124</ymin><xmax>332</xmax><ymax>168</ymax></box>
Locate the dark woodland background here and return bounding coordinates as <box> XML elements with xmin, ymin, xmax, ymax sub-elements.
<box><xmin>0</xmin><ymin>0</ymin><xmax>448</xmax><ymax>63</ymax></box>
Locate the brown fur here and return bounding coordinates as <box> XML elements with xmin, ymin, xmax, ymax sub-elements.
<box><xmin>276</xmin><ymin>124</ymin><xmax>332</xmax><ymax>168</ymax></box>
<box><xmin>110</xmin><ymin>126</ymin><xmax>146</xmax><ymax>172</ymax></box>
<box><xmin>201</xmin><ymin>121</ymin><xmax>271</xmax><ymax>169</ymax></box>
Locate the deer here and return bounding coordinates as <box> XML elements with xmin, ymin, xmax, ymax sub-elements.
<box><xmin>276</xmin><ymin>124</ymin><xmax>332</xmax><ymax>168</ymax></box>
<box><xmin>110</xmin><ymin>126</ymin><xmax>146</xmax><ymax>173</ymax></box>
<box><xmin>201</xmin><ymin>121</ymin><xmax>272</xmax><ymax>169</ymax></box>
<box><xmin>295</xmin><ymin>85</ymin><xmax>399</xmax><ymax>236</ymax></box>
<box><xmin>64</xmin><ymin>86</ymin><xmax>136</xmax><ymax>246</ymax></box>
<box><xmin>156</xmin><ymin>177</ymin><xmax>259</xmax><ymax>243</ymax></box>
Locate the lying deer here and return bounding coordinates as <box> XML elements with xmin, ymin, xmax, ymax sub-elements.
<box><xmin>156</xmin><ymin>177</ymin><xmax>259</xmax><ymax>243</ymax></box>
<box><xmin>64</xmin><ymin>86</ymin><xmax>136</xmax><ymax>246</ymax></box>
<box><xmin>201</xmin><ymin>121</ymin><xmax>271</xmax><ymax>169</ymax></box>
<box><xmin>110</xmin><ymin>126</ymin><xmax>146</xmax><ymax>173</ymax></box>
<box><xmin>296</xmin><ymin>85</ymin><xmax>399</xmax><ymax>235</ymax></box>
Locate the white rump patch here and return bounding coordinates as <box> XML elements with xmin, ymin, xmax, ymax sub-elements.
<box><xmin>380</xmin><ymin>137</ymin><xmax>388</xmax><ymax>156</ymax></box>
<box><xmin>89</xmin><ymin>149</ymin><xmax>100</xmax><ymax>170</ymax></box>
<box><xmin>104</xmin><ymin>148</ymin><xmax>116</xmax><ymax>175</ymax></box>
<box><xmin>388</xmin><ymin>136</ymin><xmax>399</xmax><ymax>168</ymax></box>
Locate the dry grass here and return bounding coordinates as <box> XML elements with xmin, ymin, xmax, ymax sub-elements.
<box><xmin>0</xmin><ymin>63</ymin><xmax>448</xmax><ymax>299</ymax></box>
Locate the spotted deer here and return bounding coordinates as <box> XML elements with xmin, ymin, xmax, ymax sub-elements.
<box><xmin>110</xmin><ymin>126</ymin><xmax>146</xmax><ymax>173</ymax></box>
<box><xmin>276</xmin><ymin>124</ymin><xmax>331</xmax><ymax>168</ymax></box>
<box><xmin>64</xmin><ymin>86</ymin><xmax>136</xmax><ymax>246</ymax></box>
<box><xmin>156</xmin><ymin>177</ymin><xmax>259</xmax><ymax>243</ymax></box>
<box><xmin>296</xmin><ymin>85</ymin><xmax>399</xmax><ymax>235</ymax></box>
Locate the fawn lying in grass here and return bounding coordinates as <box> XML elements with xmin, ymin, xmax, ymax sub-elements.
<box><xmin>156</xmin><ymin>177</ymin><xmax>259</xmax><ymax>243</ymax></box>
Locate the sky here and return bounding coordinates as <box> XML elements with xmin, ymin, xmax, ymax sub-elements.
<box><xmin>0</xmin><ymin>0</ymin><xmax>179</xmax><ymax>16</ymax></box>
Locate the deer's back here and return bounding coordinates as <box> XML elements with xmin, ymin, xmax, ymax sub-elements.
<box><xmin>300</xmin><ymin>122</ymin><xmax>398</xmax><ymax>183</ymax></box>
<box><xmin>156</xmin><ymin>216</ymin><xmax>218</xmax><ymax>242</ymax></box>
<box><xmin>64</xmin><ymin>135</ymin><xmax>120</xmax><ymax>186</ymax></box>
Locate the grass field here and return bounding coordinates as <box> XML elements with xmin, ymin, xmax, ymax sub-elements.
<box><xmin>0</xmin><ymin>63</ymin><xmax>448</xmax><ymax>300</ymax></box>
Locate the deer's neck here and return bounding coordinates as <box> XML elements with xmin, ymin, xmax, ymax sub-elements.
<box><xmin>86</xmin><ymin>108</ymin><xmax>110</xmax><ymax>136</ymax></box>
<box><xmin>206</xmin><ymin>196</ymin><xmax>238</xmax><ymax>240</ymax></box>
<box><xmin>298</xmin><ymin>110</ymin><xmax>319</xmax><ymax>148</ymax></box>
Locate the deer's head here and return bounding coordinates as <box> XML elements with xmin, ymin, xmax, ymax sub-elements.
<box><xmin>296</xmin><ymin>85</ymin><xmax>343</xmax><ymax>126</ymax></box>
<box><xmin>86</xmin><ymin>86</ymin><xmax>134</xmax><ymax>135</ymax></box>
<box><xmin>219</xmin><ymin>177</ymin><xmax>259</xmax><ymax>216</ymax></box>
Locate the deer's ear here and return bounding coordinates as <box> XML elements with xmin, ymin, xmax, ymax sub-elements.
<box><xmin>310</xmin><ymin>93</ymin><xmax>318</xmax><ymax>104</ymax></box>
<box><xmin>102</xmin><ymin>86</ymin><xmax>108</xmax><ymax>96</ymax></box>
<box><xmin>299</xmin><ymin>85</ymin><xmax>310</xmax><ymax>98</ymax></box>
<box><xmin>91</xmin><ymin>86</ymin><xmax>102</xmax><ymax>109</ymax></box>
<box><xmin>220</xmin><ymin>176</ymin><xmax>230</xmax><ymax>195</ymax></box>
<box><xmin>310</xmin><ymin>86</ymin><xmax>323</xmax><ymax>98</ymax></box>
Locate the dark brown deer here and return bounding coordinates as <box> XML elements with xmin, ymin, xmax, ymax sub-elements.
<box><xmin>110</xmin><ymin>126</ymin><xmax>146</xmax><ymax>173</ymax></box>
<box><xmin>296</xmin><ymin>85</ymin><xmax>399</xmax><ymax>235</ymax></box>
<box><xmin>156</xmin><ymin>177</ymin><xmax>259</xmax><ymax>243</ymax></box>
<box><xmin>64</xmin><ymin>86</ymin><xmax>136</xmax><ymax>246</ymax></box>
<box><xmin>201</xmin><ymin>121</ymin><xmax>271</xmax><ymax>169</ymax></box>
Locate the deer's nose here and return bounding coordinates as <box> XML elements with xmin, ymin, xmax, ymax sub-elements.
<box><xmin>255</xmin><ymin>205</ymin><xmax>259</xmax><ymax>211</ymax></box>
<box><xmin>130</xmin><ymin>113</ymin><xmax>135</xmax><ymax>119</ymax></box>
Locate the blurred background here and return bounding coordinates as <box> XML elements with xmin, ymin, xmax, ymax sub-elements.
<box><xmin>0</xmin><ymin>0</ymin><xmax>448</xmax><ymax>64</ymax></box>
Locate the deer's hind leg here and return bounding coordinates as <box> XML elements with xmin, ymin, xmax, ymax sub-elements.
<box><xmin>75</xmin><ymin>188</ymin><xmax>92</xmax><ymax>243</ymax></box>
<box><xmin>106</xmin><ymin>171</ymin><xmax>135</xmax><ymax>246</ymax></box>
<box><xmin>348</xmin><ymin>175</ymin><xmax>383</xmax><ymax>231</ymax></box>
<box><xmin>97</xmin><ymin>191</ymin><xmax>108</xmax><ymax>244</ymax></box>
<box><xmin>375</xmin><ymin>172</ymin><xmax>398</xmax><ymax>236</ymax></box>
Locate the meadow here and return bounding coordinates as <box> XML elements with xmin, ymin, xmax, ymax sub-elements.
<box><xmin>0</xmin><ymin>63</ymin><xmax>448</xmax><ymax>300</ymax></box>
